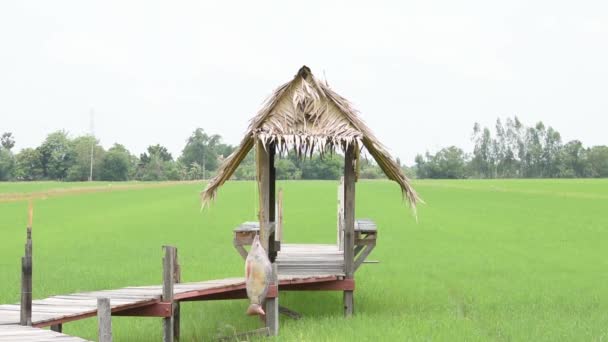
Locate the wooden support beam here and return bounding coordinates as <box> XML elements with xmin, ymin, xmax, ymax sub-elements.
<box><xmin>276</xmin><ymin>188</ymin><xmax>283</xmax><ymax>243</ymax></box>
<box><xmin>257</xmin><ymin>141</ymin><xmax>271</xmax><ymax>253</ymax></box>
<box><xmin>97</xmin><ymin>297</ymin><xmax>112</xmax><ymax>342</ymax></box>
<box><xmin>162</xmin><ymin>246</ymin><xmax>176</xmax><ymax>342</ymax></box>
<box><xmin>173</xmin><ymin>248</ymin><xmax>181</xmax><ymax>342</ymax></box>
<box><xmin>113</xmin><ymin>302</ymin><xmax>172</xmax><ymax>317</ymax></box>
<box><xmin>279</xmin><ymin>279</ymin><xmax>355</xmax><ymax>291</ymax></box>
<box><xmin>20</xmin><ymin>226</ymin><xmax>32</xmax><ymax>326</ymax></box>
<box><xmin>354</xmin><ymin>244</ymin><xmax>376</xmax><ymax>272</ymax></box>
<box><xmin>178</xmin><ymin>284</ymin><xmax>277</xmax><ymax>302</ymax></box>
<box><xmin>343</xmin><ymin>144</ymin><xmax>356</xmax><ymax>317</ymax></box>
<box><xmin>343</xmin><ymin>291</ymin><xmax>354</xmax><ymax>317</ymax></box>
<box><xmin>258</xmin><ymin>141</ymin><xmax>279</xmax><ymax>334</ymax></box>
<box><xmin>337</xmin><ymin>177</ymin><xmax>344</xmax><ymax>250</ymax></box>
<box><xmin>265</xmin><ymin>263</ymin><xmax>279</xmax><ymax>336</ymax></box>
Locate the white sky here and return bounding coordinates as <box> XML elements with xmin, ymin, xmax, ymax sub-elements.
<box><xmin>1</xmin><ymin>1</ymin><xmax>607</xmax><ymax>164</ymax></box>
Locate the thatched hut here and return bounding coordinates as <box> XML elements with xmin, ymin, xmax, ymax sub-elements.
<box><xmin>201</xmin><ymin>66</ymin><xmax>419</xmax><ymax>334</ymax></box>
<box><xmin>202</xmin><ymin>65</ymin><xmax>418</xmax><ymax>207</ymax></box>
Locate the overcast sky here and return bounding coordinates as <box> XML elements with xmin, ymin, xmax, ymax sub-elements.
<box><xmin>1</xmin><ymin>1</ymin><xmax>606</xmax><ymax>164</ymax></box>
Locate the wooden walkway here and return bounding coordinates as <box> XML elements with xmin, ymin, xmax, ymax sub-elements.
<box><xmin>0</xmin><ymin>274</ymin><xmax>351</xmax><ymax>340</ymax></box>
<box><xmin>0</xmin><ymin>324</ymin><xmax>90</xmax><ymax>341</ymax></box>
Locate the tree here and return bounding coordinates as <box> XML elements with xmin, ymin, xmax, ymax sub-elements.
<box><xmin>66</xmin><ymin>135</ymin><xmax>105</xmax><ymax>181</ymax></box>
<box><xmin>275</xmin><ymin>158</ymin><xmax>299</xmax><ymax>179</ymax></box>
<box><xmin>1</xmin><ymin>132</ymin><xmax>15</xmax><ymax>150</ymax></box>
<box><xmin>300</xmin><ymin>154</ymin><xmax>343</xmax><ymax>180</ymax></box>
<box><xmin>359</xmin><ymin>158</ymin><xmax>385</xmax><ymax>179</ymax></box>
<box><xmin>146</xmin><ymin>144</ymin><xmax>173</xmax><ymax>162</ymax></box>
<box><xmin>37</xmin><ymin>131</ymin><xmax>74</xmax><ymax>179</ymax></box>
<box><xmin>471</xmin><ymin>123</ymin><xmax>494</xmax><ymax>178</ymax></box>
<box><xmin>180</xmin><ymin>128</ymin><xmax>232</xmax><ymax>177</ymax></box>
<box><xmin>136</xmin><ymin>144</ymin><xmax>176</xmax><ymax>181</ymax></box>
<box><xmin>233</xmin><ymin>149</ymin><xmax>256</xmax><ymax>180</ymax></box>
<box><xmin>505</xmin><ymin>117</ymin><xmax>525</xmax><ymax>177</ymax></box>
<box><xmin>558</xmin><ymin>140</ymin><xmax>588</xmax><ymax>177</ymax></box>
<box><xmin>100</xmin><ymin>144</ymin><xmax>132</xmax><ymax>181</ymax></box>
<box><xmin>137</xmin><ymin>154</ymin><xmax>168</xmax><ymax>181</ymax></box>
<box><xmin>415</xmin><ymin>147</ymin><xmax>467</xmax><ymax>179</ymax></box>
<box><xmin>0</xmin><ymin>148</ymin><xmax>15</xmax><ymax>181</ymax></box>
<box><xmin>587</xmin><ymin>146</ymin><xmax>608</xmax><ymax>177</ymax></box>
<box><xmin>14</xmin><ymin>148</ymin><xmax>43</xmax><ymax>180</ymax></box>
<box><xmin>187</xmin><ymin>162</ymin><xmax>204</xmax><ymax>180</ymax></box>
<box><xmin>414</xmin><ymin>154</ymin><xmax>428</xmax><ymax>178</ymax></box>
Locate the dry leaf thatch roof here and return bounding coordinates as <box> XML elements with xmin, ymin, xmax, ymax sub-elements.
<box><xmin>201</xmin><ymin>66</ymin><xmax>420</xmax><ymax>209</ymax></box>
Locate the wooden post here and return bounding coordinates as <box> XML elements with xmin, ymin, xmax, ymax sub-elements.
<box><xmin>337</xmin><ymin>177</ymin><xmax>345</xmax><ymax>250</ymax></box>
<box><xmin>265</xmin><ymin>263</ymin><xmax>279</xmax><ymax>336</ymax></box>
<box><xmin>276</xmin><ymin>188</ymin><xmax>283</xmax><ymax>242</ymax></box>
<box><xmin>257</xmin><ymin>141</ymin><xmax>271</xmax><ymax>252</ymax></box>
<box><xmin>343</xmin><ymin>144</ymin><xmax>356</xmax><ymax>317</ymax></box>
<box><xmin>162</xmin><ymin>246</ymin><xmax>176</xmax><ymax>342</ymax></box>
<box><xmin>173</xmin><ymin>248</ymin><xmax>181</xmax><ymax>342</ymax></box>
<box><xmin>97</xmin><ymin>297</ymin><xmax>112</xmax><ymax>342</ymax></box>
<box><xmin>20</xmin><ymin>226</ymin><xmax>32</xmax><ymax>326</ymax></box>
<box><xmin>256</xmin><ymin>140</ymin><xmax>279</xmax><ymax>335</ymax></box>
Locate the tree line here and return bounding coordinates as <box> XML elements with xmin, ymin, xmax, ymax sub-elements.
<box><xmin>0</xmin><ymin>129</ymin><xmax>391</xmax><ymax>182</ymax></box>
<box><xmin>415</xmin><ymin>116</ymin><xmax>608</xmax><ymax>179</ymax></box>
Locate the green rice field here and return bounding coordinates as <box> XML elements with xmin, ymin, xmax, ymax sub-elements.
<box><xmin>1</xmin><ymin>179</ymin><xmax>607</xmax><ymax>341</ymax></box>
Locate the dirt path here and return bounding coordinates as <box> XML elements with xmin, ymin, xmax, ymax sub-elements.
<box><xmin>0</xmin><ymin>181</ymin><xmax>202</xmax><ymax>203</ymax></box>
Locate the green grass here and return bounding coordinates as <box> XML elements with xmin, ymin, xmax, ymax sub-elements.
<box><xmin>1</xmin><ymin>179</ymin><xmax>607</xmax><ymax>341</ymax></box>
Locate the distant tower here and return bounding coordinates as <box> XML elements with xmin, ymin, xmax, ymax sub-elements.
<box><xmin>89</xmin><ymin>109</ymin><xmax>95</xmax><ymax>182</ymax></box>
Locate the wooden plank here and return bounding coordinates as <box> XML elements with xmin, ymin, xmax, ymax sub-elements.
<box><xmin>355</xmin><ymin>218</ymin><xmax>377</xmax><ymax>233</ymax></box>
<box><xmin>0</xmin><ymin>325</ymin><xmax>90</xmax><ymax>341</ymax></box>
<box><xmin>162</xmin><ymin>246</ymin><xmax>175</xmax><ymax>342</ymax></box>
<box><xmin>0</xmin><ymin>305</ymin><xmax>95</xmax><ymax>314</ymax></box>
<box><xmin>343</xmin><ymin>144</ymin><xmax>356</xmax><ymax>317</ymax></box>
<box><xmin>97</xmin><ymin>298</ymin><xmax>112</xmax><ymax>342</ymax></box>
<box><xmin>233</xmin><ymin>221</ymin><xmax>260</xmax><ymax>232</ymax></box>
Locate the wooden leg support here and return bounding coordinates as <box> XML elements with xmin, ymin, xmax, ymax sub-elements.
<box><xmin>97</xmin><ymin>297</ymin><xmax>112</xmax><ymax>342</ymax></box>
<box><xmin>162</xmin><ymin>246</ymin><xmax>177</xmax><ymax>342</ymax></box>
<box><xmin>343</xmin><ymin>290</ymin><xmax>354</xmax><ymax>317</ymax></box>
<box><xmin>265</xmin><ymin>263</ymin><xmax>279</xmax><ymax>336</ymax></box>
<box><xmin>50</xmin><ymin>324</ymin><xmax>62</xmax><ymax>333</ymax></box>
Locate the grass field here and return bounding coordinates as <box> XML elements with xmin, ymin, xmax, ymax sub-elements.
<box><xmin>1</xmin><ymin>179</ymin><xmax>607</xmax><ymax>341</ymax></box>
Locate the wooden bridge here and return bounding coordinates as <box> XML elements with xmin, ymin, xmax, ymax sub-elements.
<box><xmin>0</xmin><ymin>274</ymin><xmax>348</xmax><ymax>341</ymax></box>
<box><xmin>0</xmin><ymin>216</ymin><xmax>375</xmax><ymax>341</ymax></box>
